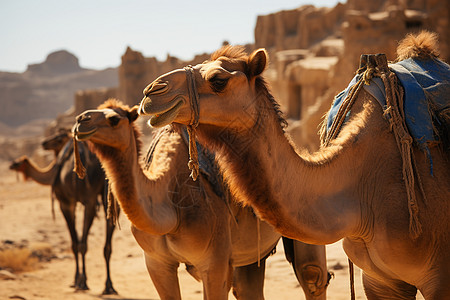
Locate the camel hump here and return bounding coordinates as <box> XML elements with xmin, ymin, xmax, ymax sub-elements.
<box><xmin>396</xmin><ymin>31</ymin><xmax>440</xmax><ymax>61</ymax></box>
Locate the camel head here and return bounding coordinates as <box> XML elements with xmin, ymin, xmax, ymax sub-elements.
<box><xmin>9</xmin><ymin>156</ymin><xmax>28</xmax><ymax>171</ymax></box>
<box><xmin>42</xmin><ymin>129</ymin><xmax>70</xmax><ymax>155</ymax></box>
<box><xmin>9</xmin><ymin>156</ymin><xmax>30</xmax><ymax>180</ymax></box>
<box><xmin>139</xmin><ymin>46</ymin><xmax>270</xmax><ymax>130</ymax></box>
<box><xmin>73</xmin><ymin>99</ymin><xmax>140</xmax><ymax>151</ymax></box>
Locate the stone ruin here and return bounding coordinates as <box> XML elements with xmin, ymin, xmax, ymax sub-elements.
<box><xmin>50</xmin><ymin>0</ymin><xmax>448</xmax><ymax>152</ymax></box>
<box><xmin>258</xmin><ymin>0</ymin><xmax>448</xmax><ymax>151</ymax></box>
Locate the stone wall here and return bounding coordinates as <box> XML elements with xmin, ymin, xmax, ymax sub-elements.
<box><xmin>75</xmin><ymin>87</ymin><xmax>118</xmax><ymax>115</ymax></box>
<box><xmin>255</xmin><ymin>4</ymin><xmax>346</xmax><ymax>53</ymax></box>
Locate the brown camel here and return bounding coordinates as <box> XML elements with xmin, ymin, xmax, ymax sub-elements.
<box><xmin>41</xmin><ymin>128</ymin><xmax>71</xmax><ymax>156</ymax></box>
<box><xmin>9</xmin><ymin>139</ymin><xmax>117</xmax><ymax>295</ymax></box>
<box><xmin>73</xmin><ymin>99</ymin><xmax>331</xmax><ymax>300</ymax></box>
<box><xmin>138</xmin><ymin>32</ymin><xmax>450</xmax><ymax>299</ymax></box>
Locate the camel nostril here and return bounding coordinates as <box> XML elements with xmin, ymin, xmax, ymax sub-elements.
<box><xmin>77</xmin><ymin>114</ymin><xmax>91</xmax><ymax>123</ymax></box>
<box><xmin>144</xmin><ymin>81</ymin><xmax>169</xmax><ymax>96</ymax></box>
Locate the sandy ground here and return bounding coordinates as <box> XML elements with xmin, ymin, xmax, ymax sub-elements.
<box><xmin>0</xmin><ymin>160</ymin><xmax>375</xmax><ymax>300</ymax></box>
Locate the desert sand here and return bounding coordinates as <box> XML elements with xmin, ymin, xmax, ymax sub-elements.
<box><xmin>1</xmin><ymin>159</ymin><xmax>405</xmax><ymax>300</ymax></box>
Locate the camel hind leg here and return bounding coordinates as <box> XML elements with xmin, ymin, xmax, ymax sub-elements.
<box><xmin>76</xmin><ymin>197</ymin><xmax>97</xmax><ymax>290</ymax></box>
<box><xmin>232</xmin><ymin>260</ymin><xmax>266</xmax><ymax>300</ymax></box>
<box><xmin>59</xmin><ymin>202</ymin><xmax>80</xmax><ymax>288</ymax></box>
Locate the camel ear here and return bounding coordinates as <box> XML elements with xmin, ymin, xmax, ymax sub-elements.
<box><xmin>248</xmin><ymin>48</ymin><xmax>268</xmax><ymax>77</ymax></box>
<box><xmin>128</xmin><ymin>106</ymin><xmax>139</xmax><ymax>122</ymax></box>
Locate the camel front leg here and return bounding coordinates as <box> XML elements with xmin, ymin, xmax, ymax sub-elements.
<box><xmin>200</xmin><ymin>259</ymin><xmax>233</xmax><ymax>300</ymax></box>
<box><xmin>144</xmin><ymin>254</ymin><xmax>182</xmax><ymax>300</ymax></box>
<box><xmin>101</xmin><ymin>192</ymin><xmax>118</xmax><ymax>295</ymax></box>
<box><xmin>232</xmin><ymin>260</ymin><xmax>266</xmax><ymax>300</ymax></box>
<box><xmin>282</xmin><ymin>237</ymin><xmax>330</xmax><ymax>300</ymax></box>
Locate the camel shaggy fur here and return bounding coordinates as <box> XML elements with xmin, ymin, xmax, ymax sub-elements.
<box><xmin>139</xmin><ymin>32</ymin><xmax>450</xmax><ymax>299</ymax></box>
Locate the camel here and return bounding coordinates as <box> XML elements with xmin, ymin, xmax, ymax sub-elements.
<box><xmin>72</xmin><ymin>99</ymin><xmax>331</xmax><ymax>300</ymax></box>
<box><xmin>138</xmin><ymin>32</ymin><xmax>450</xmax><ymax>299</ymax></box>
<box><xmin>9</xmin><ymin>138</ymin><xmax>117</xmax><ymax>295</ymax></box>
<box><xmin>41</xmin><ymin>128</ymin><xmax>71</xmax><ymax>156</ymax></box>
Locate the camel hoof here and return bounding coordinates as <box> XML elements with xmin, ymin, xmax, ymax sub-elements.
<box><xmin>75</xmin><ymin>281</ymin><xmax>89</xmax><ymax>291</ymax></box>
<box><xmin>102</xmin><ymin>286</ymin><xmax>118</xmax><ymax>295</ymax></box>
<box><xmin>75</xmin><ymin>285</ymin><xmax>89</xmax><ymax>291</ymax></box>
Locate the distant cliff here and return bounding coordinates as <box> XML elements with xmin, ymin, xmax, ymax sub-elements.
<box><xmin>0</xmin><ymin>50</ymin><xmax>118</xmax><ymax>127</ymax></box>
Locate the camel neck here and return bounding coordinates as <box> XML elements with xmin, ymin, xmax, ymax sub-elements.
<box><xmin>198</xmin><ymin>106</ymin><xmax>361</xmax><ymax>244</ymax></box>
<box><xmin>94</xmin><ymin>128</ymin><xmax>179</xmax><ymax>235</ymax></box>
<box><xmin>22</xmin><ymin>159</ymin><xmax>59</xmax><ymax>185</ymax></box>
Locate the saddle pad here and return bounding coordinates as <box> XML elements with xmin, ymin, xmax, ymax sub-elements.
<box><xmin>326</xmin><ymin>57</ymin><xmax>450</xmax><ymax>150</ymax></box>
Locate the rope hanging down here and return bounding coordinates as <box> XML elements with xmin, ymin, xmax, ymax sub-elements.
<box><xmin>376</xmin><ymin>55</ymin><xmax>424</xmax><ymax>239</ymax></box>
<box><xmin>184</xmin><ymin>65</ymin><xmax>200</xmax><ymax>181</ymax></box>
<box><xmin>325</xmin><ymin>53</ymin><xmax>423</xmax><ymax>239</ymax></box>
<box><xmin>325</xmin><ymin>53</ymin><xmax>426</xmax><ymax>300</ymax></box>
<box><xmin>73</xmin><ymin>136</ymin><xmax>86</xmax><ymax>179</ymax></box>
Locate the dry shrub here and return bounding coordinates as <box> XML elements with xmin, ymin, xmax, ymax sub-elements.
<box><xmin>0</xmin><ymin>247</ymin><xmax>39</xmax><ymax>273</ymax></box>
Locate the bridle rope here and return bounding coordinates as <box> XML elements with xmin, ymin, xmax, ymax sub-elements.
<box><xmin>184</xmin><ymin>65</ymin><xmax>200</xmax><ymax>181</ymax></box>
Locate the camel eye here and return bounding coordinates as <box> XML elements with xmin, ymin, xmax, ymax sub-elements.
<box><xmin>210</xmin><ymin>76</ymin><xmax>229</xmax><ymax>93</ymax></box>
<box><xmin>108</xmin><ymin>115</ymin><xmax>121</xmax><ymax>127</ymax></box>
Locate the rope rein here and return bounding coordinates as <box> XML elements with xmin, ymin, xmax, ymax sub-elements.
<box><xmin>106</xmin><ymin>178</ymin><xmax>121</xmax><ymax>228</ymax></box>
<box><xmin>348</xmin><ymin>258</ymin><xmax>355</xmax><ymax>300</ymax></box>
<box><xmin>184</xmin><ymin>65</ymin><xmax>200</xmax><ymax>181</ymax></box>
<box><xmin>73</xmin><ymin>136</ymin><xmax>86</xmax><ymax>179</ymax></box>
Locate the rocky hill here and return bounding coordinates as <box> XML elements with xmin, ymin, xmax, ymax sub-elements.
<box><xmin>0</xmin><ymin>50</ymin><xmax>118</xmax><ymax>129</ymax></box>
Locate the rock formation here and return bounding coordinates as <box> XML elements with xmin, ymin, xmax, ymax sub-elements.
<box><xmin>26</xmin><ymin>50</ymin><xmax>84</xmax><ymax>75</ymax></box>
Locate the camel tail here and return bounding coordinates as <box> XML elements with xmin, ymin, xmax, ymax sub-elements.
<box><xmin>396</xmin><ymin>31</ymin><xmax>440</xmax><ymax>62</ymax></box>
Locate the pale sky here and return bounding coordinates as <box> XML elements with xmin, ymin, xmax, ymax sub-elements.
<box><xmin>0</xmin><ymin>0</ymin><xmax>339</xmax><ymax>73</ymax></box>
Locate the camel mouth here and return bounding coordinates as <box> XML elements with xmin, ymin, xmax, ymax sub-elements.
<box><xmin>74</xmin><ymin>128</ymin><xmax>97</xmax><ymax>141</ymax></box>
<box><xmin>139</xmin><ymin>94</ymin><xmax>184</xmax><ymax>115</ymax></box>
<box><xmin>147</xmin><ymin>99</ymin><xmax>184</xmax><ymax>128</ymax></box>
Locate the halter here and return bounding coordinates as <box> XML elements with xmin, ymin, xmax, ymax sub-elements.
<box><xmin>184</xmin><ymin>65</ymin><xmax>200</xmax><ymax>180</ymax></box>
<box><xmin>184</xmin><ymin>65</ymin><xmax>200</xmax><ymax>128</ymax></box>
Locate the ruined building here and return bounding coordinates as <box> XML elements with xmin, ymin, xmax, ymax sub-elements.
<box><xmin>256</xmin><ymin>0</ymin><xmax>449</xmax><ymax>150</ymax></box>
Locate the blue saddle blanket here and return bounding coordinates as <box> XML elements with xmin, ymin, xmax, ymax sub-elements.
<box><xmin>327</xmin><ymin>57</ymin><xmax>450</xmax><ymax>150</ymax></box>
